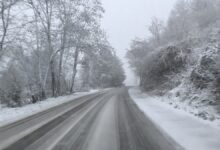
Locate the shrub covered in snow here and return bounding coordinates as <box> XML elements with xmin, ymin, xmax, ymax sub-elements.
<box><xmin>141</xmin><ymin>45</ymin><xmax>188</xmax><ymax>92</ymax></box>
<box><xmin>0</xmin><ymin>65</ymin><xmax>24</xmax><ymax>107</ymax></box>
<box><xmin>190</xmin><ymin>46</ymin><xmax>220</xmax><ymax>90</ymax></box>
<box><xmin>163</xmin><ymin>43</ymin><xmax>220</xmax><ymax>121</ymax></box>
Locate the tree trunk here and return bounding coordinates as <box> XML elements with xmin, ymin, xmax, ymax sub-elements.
<box><xmin>57</xmin><ymin>28</ymin><xmax>67</xmax><ymax>95</ymax></box>
<box><xmin>70</xmin><ymin>48</ymin><xmax>79</xmax><ymax>93</ymax></box>
<box><xmin>50</xmin><ymin>60</ymin><xmax>56</xmax><ymax>97</ymax></box>
<box><xmin>0</xmin><ymin>2</ymin><xmax>9</xmax><ymax>60</ymax></box>
<box><xmin>41</xmin><ymin>88</ymin><xmax>46</xmax><ymax>99</ymax></box>
<box><xmin>45</xmin><ymin>0</ymin><xmax>56</xmax><ymax>97</ymax></box>
<box><xmin>82</xmin><ymin>57</ymin><xmax>90</xmax><ymax>89</ymax></box>
<box><xmin>57</xmin><ymin>50</ymin><xmax>64</xmax><ymax>95</ymax></box>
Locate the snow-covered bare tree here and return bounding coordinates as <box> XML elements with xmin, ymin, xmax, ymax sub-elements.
<box><xmin>126</xmin><ymin>39</ymin><xmax>151</xmax><ymax>86</ymax></box>
<box><xmin>0</xmin><ymin>0</ymin><xmax>125</xmax><ymax>107</ymax></box>
<box><xmin>148</xmin><ymin>17</ymin><xmax>164</xmax><ymax>46</ymax></box>
<box><xmin>163</xmin><ymin>0</ymin><xmax>191</xmax><ymax>43</ymax></box>
<box><xmin>0</xmin><ymin>0</ymin><xmax>20</xmax><ymax>60</ymax></box>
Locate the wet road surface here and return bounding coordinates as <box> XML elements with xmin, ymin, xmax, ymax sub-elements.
<box><xmin>0</xmin><ymin>88</ymin><xmax>183</xmax><ymax>150</ymax></box>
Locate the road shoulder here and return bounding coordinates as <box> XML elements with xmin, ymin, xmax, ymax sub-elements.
<box><xmin>129</xmin><ymin>87</ymin><xmax>220</xmax><ymax>150</ymax></box>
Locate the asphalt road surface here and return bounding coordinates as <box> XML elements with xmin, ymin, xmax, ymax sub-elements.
<box><xmin>0</xmin><ymin>88</ymin><xmax>184</xmax><ymax>150</ymax></box>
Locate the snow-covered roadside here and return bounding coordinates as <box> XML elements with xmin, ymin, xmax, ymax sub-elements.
<box><xmin>129</xmin><ymin>87</ymin><xmax>220</xmax><ymax>150</ymax></box>
<box><xmin>0</xmin><ymin>90</ymin><xmax>100</xmax><ymax>127</ymax></box>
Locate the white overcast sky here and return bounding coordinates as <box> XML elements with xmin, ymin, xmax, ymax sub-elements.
<box><xmin>101</xmin><ymin>0</ymin><xmax>177</xmax><ymax>85</ymax></box>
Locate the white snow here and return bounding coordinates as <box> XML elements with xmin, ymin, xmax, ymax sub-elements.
<box><xmin>129</xmin><ymin>87</ymin><xmax>220</xmax><ymax>150</ymax></box>
<box><xmin>0</xmin><ymin>90</ymin><xmax>99</xmax><ymax>127</ymax></box>
<box><xmin>163</xmin><ymin>82</ymin><xmax>220</xmax><ymax>122</ymax></box>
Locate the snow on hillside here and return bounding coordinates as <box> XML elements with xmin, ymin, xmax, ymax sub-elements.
<box><xmin>161</xmin><ymin>41</ymin><xmax>220</xmax><ymax>121</ymax></box>
<box><xmin>0</xmin><ymin>90</ymin><xmax>99</xmax><ymax>127</ymax></box>
<box><xmin>129</xmin><ymin>87</ymin><xmax>220</xmax><ymax>150</ymax></box>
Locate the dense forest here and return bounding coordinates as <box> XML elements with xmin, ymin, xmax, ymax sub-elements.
<box><xmin>127</xmin><ymin>0</ymin><xmax>220</xmax><ymax>120</ymax></box>
<box><xmin>0</xmin><ymin>0</ymin><xmax>125</xmax><ymax>107</ymax></box>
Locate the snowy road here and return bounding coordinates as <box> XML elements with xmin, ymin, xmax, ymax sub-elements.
<box><xmin>0</xmin><ymin>88</ymin><xmax>183</xmax><ymax>150</ymax></box>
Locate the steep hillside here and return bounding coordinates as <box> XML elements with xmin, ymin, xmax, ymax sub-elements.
<box><xmin>127</xmin><ymin>0</ymin><xmax>220</xmax><ymax>122</ymax></box>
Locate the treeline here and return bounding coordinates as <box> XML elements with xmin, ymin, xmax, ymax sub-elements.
<box><xmin>0</xmin><ymin>0</ymin><xmax>125</xmax><ymax>107</ymax></box>
<box><xmin>127</xmin><ymin>0</ymin><xmax>220</xmax><ymax>92</ymax></box>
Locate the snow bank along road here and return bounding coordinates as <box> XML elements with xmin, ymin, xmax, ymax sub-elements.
<box><xmin>0</xmin><ymin>88</ymin><xmax>183</xmax><ymax>150</ymax></box>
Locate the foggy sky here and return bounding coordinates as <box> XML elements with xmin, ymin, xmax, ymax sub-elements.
<box><xmin>101</xmin><ymin>0</ymin><xmax>177</xmax><ymax>85</ymax></box>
